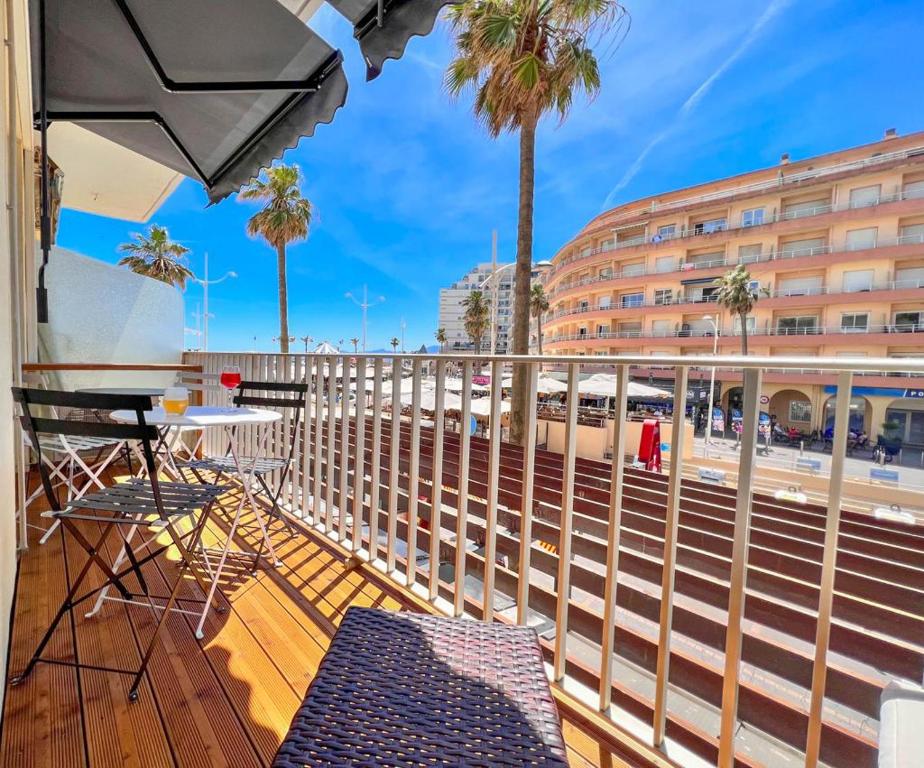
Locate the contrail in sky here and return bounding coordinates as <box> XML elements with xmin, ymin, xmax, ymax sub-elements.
<box><xmin>602</xmin><ymin>0</ymin><xmax>791</xmax><ymax>210</ymax></box>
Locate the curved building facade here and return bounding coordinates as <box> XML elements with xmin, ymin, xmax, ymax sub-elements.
<box><xmin>539</xmin><ymin>129</ymin><xmax>924</xmax><ymax>439</ymax></box>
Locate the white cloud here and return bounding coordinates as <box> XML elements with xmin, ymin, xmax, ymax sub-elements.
<box><xmin>601</xmin><ymin>0</ymin><xmax>792</xmax><ymax>209</ymax></box>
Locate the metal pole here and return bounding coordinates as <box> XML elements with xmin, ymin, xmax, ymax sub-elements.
<box><xmin>36</xmin><ymin>0</ymin><xmax>50</xmax><ymax>323</ymax></box>
<box><xmin>362</xmin><ymin>284</ymin><xmax>368</xmax><ymax>353</ymax></box>
<box><xmin>490</xmin><ymin>229</ymin><xmax>498</xmax><ymax>356</ymax></box>
<box><xmin>705</xmin><ymin>316</ymin><xmax>718</xmax><ymax>444</ymax></box>
<box><xmin>203</xmin><ymin>252</ymin><xmax>209</xmax><ymax>352</ymax></box>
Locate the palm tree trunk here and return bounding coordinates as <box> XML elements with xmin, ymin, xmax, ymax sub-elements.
<box><xmin>277</xmin><ymin>243</ymin><xmax>290</xmax><ymax>353</ymax></box>
<box><xmin>740</xmin><ymin>311</ymin><xmax>748</xmax><ymax>355</ymax></box>
<box><xmin>510</xmin><ymin>112</ymin><xmax>538</xmax><ymax>446</ymax></box>
<box><xmin>537</xmin><ymin>313</ymin><xmax>543</xmax><ymax>356</ymax></box>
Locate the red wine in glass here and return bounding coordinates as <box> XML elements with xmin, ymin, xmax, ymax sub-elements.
<box><xmin>220</xmin><ymin>366</ymin><xmax>241</xmax><ymax>404</ymax></box>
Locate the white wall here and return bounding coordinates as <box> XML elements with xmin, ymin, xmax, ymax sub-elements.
<box><xmin>38</xmin><ymin>246</ymin><xmax>184</xmax><ymax>390</ymax></box>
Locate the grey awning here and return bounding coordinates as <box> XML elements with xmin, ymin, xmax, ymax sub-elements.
<box><xmin>31</xmin><ymin>0</ymin><xmax>451</xmax><ymax>203</ymax></box>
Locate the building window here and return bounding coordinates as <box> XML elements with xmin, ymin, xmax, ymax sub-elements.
<box><xmin>842</xmin><ymin>269</ymin><xmax>874</xmax><ymax>292</ymax></box>
<box><xmin>621</xmin><ymin>261</ymin><xmax>645</xmax><ymax>277</ymax></box>
<box><xmin>578</xmin><ymin>326</ymin><xmax>588</xmax><ymax>337</ymax></box>
<box><xmin>742</xmin><ymin>208</ymin><xmax>765</xmax><ymax>227</ymax></box>
<box><xmin>655</xmin><ymin>255</ymin><xmax>676</xmax><ymax>273</ymax></box>
<box><xmin>777</xmin><ymin>316</ymin><xmax>818</xmax><ymax>335</ymax></box>
<box><xmin>894</xmin><ymin>311</ymin><xmax>923</xmax><ymax>332</ymax></box>
<box><xmin>601</xmin><ymin>238</ymin><xmax>614</xmax><ymax>251</ymax></box>
<box><xmin>693</xmin><ymin>217</ymin><xmax>727</xmax><ymax>235</ymax></box>
<box><xmin>654</xmin><ymin>289</ymin><xmax>672</xmax><ymax>305</ymax></box>
<box><xmin>657</xmin><ymin>224</ymin><xmax>676</xmax><ymax>238</ymax></box>
<box><xmin>845</xmin><ymin>227</ymin><xmax>878</xmax><ymax>251</ymax></box>
<box><xmin>578</xmin><ymin>300</ymin><xmax>589</xmax><ymax>311</ymax></box>
<box><xmin>738</xmin><ymin>244</ymin><xmax>763</xmax><ymax>264</ymax></box>
<box><xmin>597</xmin><ymin>324</ymin><xmax>609</xmax><ymax>335</ymax></box>
<box><xmin>848</xmin><ymin>184</ymin><xmax>882</xmax><ymax>208</ymax></box>
<box><xmin>652</xmin><ymin>319</ymin><xmax>672</xmax><ymax>336</ymax></box>
<box><xmin>841</xmin><ymin>313</ymin><xmax>869</xmax><ymax>333</ymax></box>
<box><xmin>581</xmin><ymin>246</ymin><xmax>592</xmax><ymax>258</ymax></box>
<box><xmin>620</xmin><ymin>292</ymin><xmax>644</xmax><ymax>308</ymax></box>
<box><xmin>598</xmin><ymin>296</ymin><xmax>612</xmax><ymax>309</ymax></box>
<box><xmin>789</xmin><ymin>401</ymin><xmax>812</xmax><ymax>423</ymax></box>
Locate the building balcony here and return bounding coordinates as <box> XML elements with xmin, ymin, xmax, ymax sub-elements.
<box><xmin>6</xmin><ymin>351</ymin><xmax>924</xmax><ymax>768</ymax></box>
<box><xmin>546</xmin><ymin>191</ymin><xmax>924</xmax><ymax>289</ymax></box>
<box><xmin>546</xmin><ymin>232</ymin><xmax>924</xmax><ymax>303</ymax></box>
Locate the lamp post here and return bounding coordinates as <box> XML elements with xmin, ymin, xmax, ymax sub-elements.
<box><xmin>190</xmin><ymin>252</ymin><xmax>236</xmax><ymax>352</ymax></box>
<box><xmin>703</xmin><ymin>314</ymin><xmax>720</xmax><ymax>444</ymax></box>
<box><xmin>300</xmin><ymin>335</ymin><xmax>313</xmax><ymax>354</ymax></box>
<box><xmin>345</xmin><ymin>285</ymin><xmax>385</xmax><ymax>352</ymax></box>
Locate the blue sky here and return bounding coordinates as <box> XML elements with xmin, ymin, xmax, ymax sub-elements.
<box><xmin>57</xmin><ymin>0</ymin><xmax>924</xmax><ymax>353</ymax></box>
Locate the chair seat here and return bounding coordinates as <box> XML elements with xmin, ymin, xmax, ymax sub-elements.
<box><xmin>34</xmin><ymin>434</ymin><xmax>123</xmax><ymax>454</ymax></box>
<box><xmin>183</xmin><ymin>455</ymin><xmax>288</xmax><ymax>475</ymax></box>
<box><xmin>58</xmin><ymin>478</ymin><xmax>228</xmax><ymax>520</ymax></box>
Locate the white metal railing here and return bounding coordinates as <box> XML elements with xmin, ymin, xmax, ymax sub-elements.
<box><xmin>548</xmin><ymin>187</ymin><xmax>924</xmax><ymax>281</ymax></box>
<box><xmin>183</xmin><ymin>350</ymin><xmax>924</xmax><ymax>768</ymax></box>
<box><xmin>547</xmin><ymin>232</ymin><xmax>924</xmax><ymax>301</ymax></box>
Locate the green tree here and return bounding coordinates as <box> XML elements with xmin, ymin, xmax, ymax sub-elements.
<box><xmin>239</xmin><ymin>165</ymin><xmax>313</xmax><ymax>353</ymax></box>
<box><xmin>462</xmin><ymin>290</ymin><xmax>491</xmax><ymax>353</ymax></box>
<box><xmin>714</xmin><ymin>264</ymin><xmax>767</xmax><ymax>355</ymax></box>
<box><xmin>447</xmin><ymin>0</ymin><xmax>628</xmax><ymax>444</ymax></box>
<box><xmin>390</xmin><ymin>336</ymin><xmax>401</xmax><ymax>353</ymax></box>
<box><xmin>350</xmin><ymin>337</ymin><xmax>360</xmax><ymax>353</ymax></box>
<box><xmin>529</xmin><ymin>283</ymin><xmax>550</xmax><ymax>355</ymax></box>
<box><xmin>117</xmin><ymin>224</ymin><xmax>193</xmax><ymax>288</ymax></box>
<box><xmin>435</xmin><ymin>327</ymin><xmax>448</xmax><ymax>353</ymax></box>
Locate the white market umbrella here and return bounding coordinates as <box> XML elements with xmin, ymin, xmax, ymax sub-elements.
<box><xmin>469</xmin><ymin>398</ymin><xmax>511</xmax><ymax>417</ymax></box>
<box><xmin>444</xmin><ymin>377</ymin><xmax>490</xmax><ymax>393</ymax></box>
<box><xmin>391</xmin><ymin>389</ymin><xmax>463</xmax><ymax>411</ymax></box>
<box><xmin>500</xmin><ymin>373</ymin><xmax>568</xmax><ymax>394</ymax></box>
<box><xmin>578</xmin><ymin>373</ymin><xmax>671</xmax><ymax>399</ymax></box>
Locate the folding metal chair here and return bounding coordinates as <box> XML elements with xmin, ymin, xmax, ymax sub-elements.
<box><xmin>18</xmin><ymin>373</ymin><xmax>129</xmax><ymax>544</ymax></box>
<box><xmin>10</xmin><ymin>387</ymin><xmax>228</xmax><ymax>701</ymax></box>
<box><xmin>182</xmin><ymin>380</ymin><xmax>308</xmax><ymax>535</ymax></box>
<box><xmin>169</xmin><ymin>371</ymin><xmax>225</xmax><ymax>461</ymax></box>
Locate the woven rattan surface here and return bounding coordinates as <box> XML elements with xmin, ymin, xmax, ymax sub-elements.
<box><xmin>273</xmin><ymin>607</ymin><xmax>568</xmax><ymax>768</ymax></box>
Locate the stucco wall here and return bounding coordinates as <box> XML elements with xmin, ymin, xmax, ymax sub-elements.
<box><xmin>37</xmin><ymin>246</ymin><xmax>184</xmax><ymax>390</ymax></box>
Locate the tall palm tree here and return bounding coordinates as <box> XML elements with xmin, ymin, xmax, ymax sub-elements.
<box><xmin>435</xmin><ymin>327</ymin><xmax>447</xmax><ymax>354</ymax></box>
<box><xmin>239</xmin><ymin>164</ymin><xmax>313</xmax><ymax>353</ymax></box>
<box><xmin>447</xmin><ymin>0</ymin><xmax>628</xmax><ymax>444</ymax></box>
<box><xmin>390</xmin><ymin>337</ymin><xmax>401</xmax><ymax>353</ymax></box>
<box><xmin>529</xmin><ymin>283</ymin><xmax>550</xmax><ymax>355</ymax></box>
<box><xmin>350</xmin><ymin>337</ymin><xmax>360</xmax><ymax>353</ymax></box>
<box><xmin>462</xmin><ymin>290</ymin><xmax>491</xmax><ymax>354</ymax></box>
<box><xmin>714</xmin><ymin>264</ymin><xmax>767</xmax><ymax>355</ymax></box>
<box><xmin>118</xmin><ymin>224</ymin><xmax>193</xmax><ymax>289</ymax></box>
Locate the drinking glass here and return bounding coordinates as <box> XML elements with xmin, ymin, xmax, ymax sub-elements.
<box><xmin>220</xmin><ymin>364</ymin><xmax>242</xmax><ymax>406</ymax></box>
<box><xmin>163</xmin><ymin>386</ymin><xmax>190</xmax><ymax>417</ymax></box>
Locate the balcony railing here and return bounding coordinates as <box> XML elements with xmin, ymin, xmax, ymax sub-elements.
<box><xmin>183</xmin><ymin>349</ymin><xmax>924</xmax><ymax>768</ymax></box>
<box><xmin>547</xmin><ymin>232</ymin><xmax>924</xmax><ymax>300</ymax></box>
<box><xmin>548</xmin><ymin>186</ymin><xmax>924</xmax><ymax>279</ymax></box>
<box><xmin>548</xmin><ymin>322</ymin><xmax>924</xmax><ymax>343</ymax></box>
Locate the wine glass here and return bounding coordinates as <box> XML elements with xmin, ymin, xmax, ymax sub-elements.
<box><xmin>220</xmin><ymin>364</ymin><xmax>241</xmax><ymax>407</ymax></box>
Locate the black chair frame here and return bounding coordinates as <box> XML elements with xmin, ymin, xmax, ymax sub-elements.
<box><xmin>11</xmin><ymin>387</ymin><xmax>222</xmax><ymax>701</ymax></box>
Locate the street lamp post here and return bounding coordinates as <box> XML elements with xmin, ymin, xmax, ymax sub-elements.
<box><xmin>300</xmin><ymin>335</ymin><xmax>313</xmax><ymax>354</ymax></box>
<box><xmin>703</xmin><ymin>314</ymin><xmax>720</xmax><ymax>444</ymax></box>
<box><xmin>190</xmin><ymin>252</ymin><xmax>236</xmax><ymax>352</ymax></box>
<box><xmin>345</xmin><ymin>285</ymin><xmax>385</xmax><ymax>352</ymax></box>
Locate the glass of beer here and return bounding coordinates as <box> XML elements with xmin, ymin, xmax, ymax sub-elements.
<box><xmin>163</xmin><ymin>386</ymin><xmax>190</xmax><ymax>417</ymax></box>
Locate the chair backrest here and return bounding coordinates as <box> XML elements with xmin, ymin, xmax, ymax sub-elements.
<box><xmin>13</xmin><ymin>387</ymin><xmax>159</xmax><ymax>512</ymax></box>
<box><xmin>233</xmin><ymin>380</ymin><xmax>308</xmax><ymax>460</ymax></box>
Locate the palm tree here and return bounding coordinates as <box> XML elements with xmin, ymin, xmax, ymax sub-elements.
<box><xmin>529</xmin><ymin>283</ymin><xmax>550</xmax><ymax>355</ymax></box>
<box><xmin>462</xmin><ymin>290</ymin><xmax>491</xmax><ymax>354</ymax></box>
<box><xmin>447</xmin><ymin>0</ymin><xmax>628</xmax><ymax>444</ymax></box>
<box><xmin>117</xmin><ymin>224</ymin><xmax>193</xmax><ymax>288</ymax></box>
<box><xmin>390</xmin><ymin>337</ymin><xmax>400</xmax><ymax>353</ymax></box>
<box><xmin>714</xmin><ymin>264</ymin><xmax>767</xmax><ymax>355</ymax></box>
<box><xmin>350</xmin><ymin>337</ymin><xmax>360</xmax><ymax>353</ymax></box>
<box><xmin>435</xmin><ymin>327</ymin><xmax>447</xmax><ymax>354</ymax></box>
<box><xmin>239</xmin><ymin>164</ymin><xmax>313</xmax><ymax>353</ymax></box>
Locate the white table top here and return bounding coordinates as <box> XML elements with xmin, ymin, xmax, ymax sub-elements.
<box><xmin>111</xmin><ymin>405</ymin><xmax>282</xmax><ymax>427</ymax></box>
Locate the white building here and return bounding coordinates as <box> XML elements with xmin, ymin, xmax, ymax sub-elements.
<box><xmin>439</xmin><ymin>261</ymin><xmax>553</xmax><ymax>353</ymax></box>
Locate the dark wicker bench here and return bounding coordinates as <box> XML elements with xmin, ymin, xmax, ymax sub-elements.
<box><xmin>273</xmin><ymin>607</ymin><xmax>568</xmax><ymax>767</ymax></box>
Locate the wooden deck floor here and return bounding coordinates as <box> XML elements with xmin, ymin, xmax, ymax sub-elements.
<box><xmin>1</xmin><ymin>479</ymin><xmax>630</xmax><ymax>768</ymax></box>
